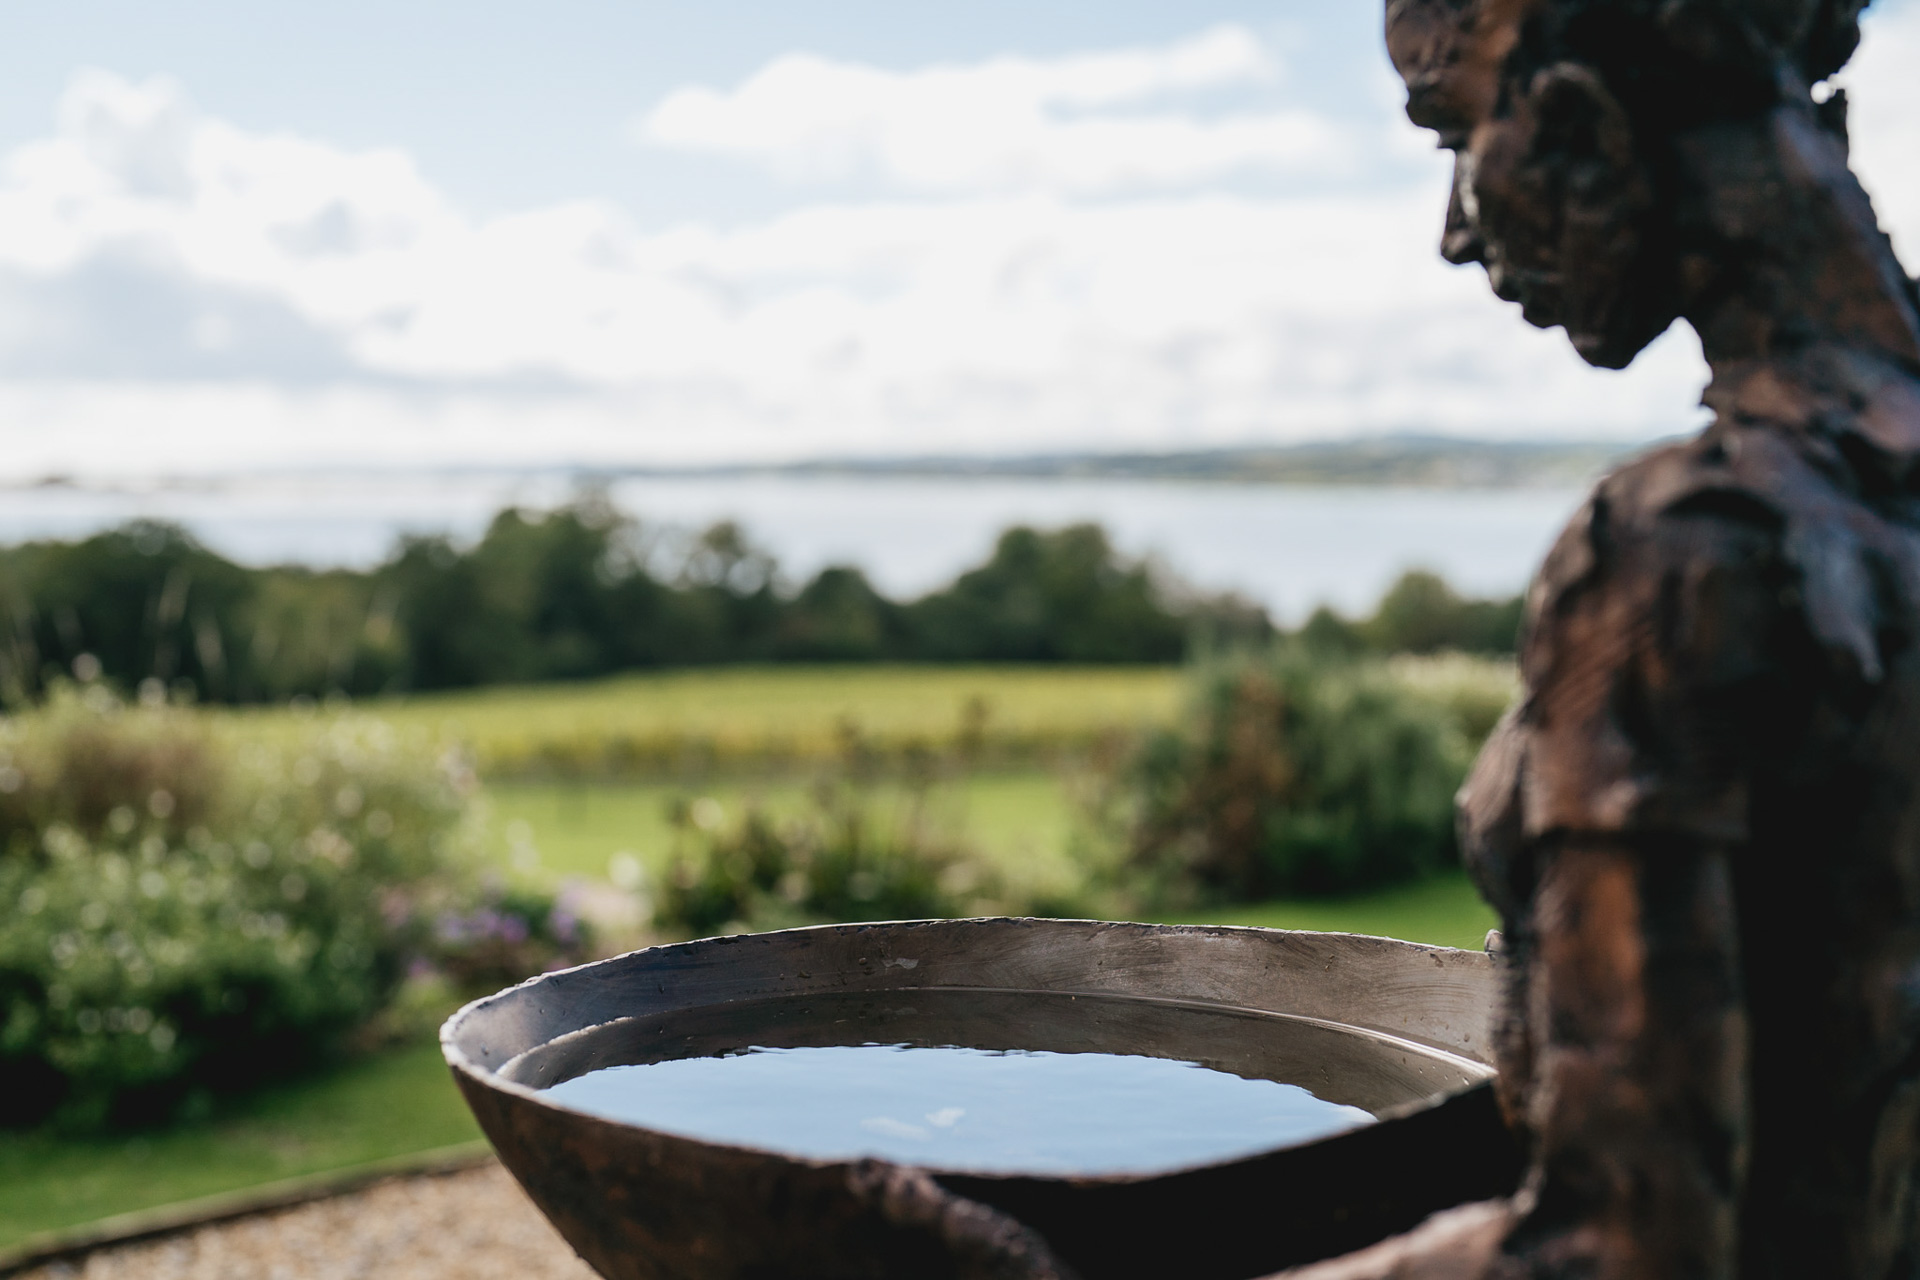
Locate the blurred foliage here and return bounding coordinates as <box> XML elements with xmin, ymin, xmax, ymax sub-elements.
<box><xmin>908</xmin><ymin>524</ymin><xmax>1256</xmax><ymax>662</ymax></box>
<box><xmin>422</xmin><ymin>880</ymin><xmax>594</xmax><ymax>994</ymax></box>
<box><xmin>0</xmin><ymin>504</ymin><xmax>1271</xmax><ymax>703</ymax></box>
<box><xmin>358</xmin><ymin>665</ymin><xmax>1184</xmax><ymax>783</ymax></box>
<box><xmin>635</xmin><ymin>647</ymin><xmax>1516</xmax><ymax>933</ymax></box>
<box><xmin>0</xmin><ymin>497</ymin><xmax>1522</xmax><ymax>707</ymax></box>
<box><xmin>1296</xmin><ymin>570</ymin><xmax>1525</xmax><ymax>658</ymax></box>
<box><xmin>647</xmin><ymin>726</ymin><xmax>1019</xmax><ymax>937</ymax></box>
<box><xmin>1382</xmin><ymin>651</ymin><xmax>1520</xmax><ymax>742</ymax></box>
<box><xmin>0</xmin><ymin>686</ymin><xmax>585</xmax><ymax>1131</ymax></box>
<box><xmin>1115</xmin><ymin>650</ymin><xmax>1489</xmax><ymax>904</ymax></box>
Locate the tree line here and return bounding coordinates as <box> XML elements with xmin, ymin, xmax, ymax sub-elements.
<box><xmin>0</xmin><ymin>498</ymin><xmax>1524</xmax><ymax>704</ymax></box>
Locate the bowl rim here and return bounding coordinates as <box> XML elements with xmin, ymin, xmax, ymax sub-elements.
<box><xmin>441</xmin><ymin>917</ymin><xmax>1496</xmax><ymax>1184</ymax></box>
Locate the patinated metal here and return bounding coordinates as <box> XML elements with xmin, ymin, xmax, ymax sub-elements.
<box><xmin>1276</xmin><ymin>1</ymin><xmax>1920</xmax><ymax>1276</ymax></box>
<box><xmin>444</xmin><ymin>919</ymin><xmax>1518</xmax><ymax>1279</ymax></box>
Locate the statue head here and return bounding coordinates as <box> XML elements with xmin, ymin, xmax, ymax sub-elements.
<box><xmin>1385</xmin><ymin>0</ymin><xmax>1870</xmax><ymax>368</ymax></box>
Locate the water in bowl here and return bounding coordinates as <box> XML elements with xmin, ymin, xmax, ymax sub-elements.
<box><xmin>509</xmin><ymin>988</ymin><xmax>1481</xmax><ymax>1177</ymax></box>
<box><xmin>543</xmin><ymin>1042</ymin><xmax>1373</xmax><ymax>1175</ymax></box>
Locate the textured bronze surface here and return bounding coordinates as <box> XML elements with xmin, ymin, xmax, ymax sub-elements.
<box><xmin>1281</xmin><ymin>1</ymin><xmax>1920</xmax><ymax>1276</ymax></box>
<box><xmin>443</xmin><ymin>919</ymin><xmax>1519</xmax><ymax>1279</ymax></box>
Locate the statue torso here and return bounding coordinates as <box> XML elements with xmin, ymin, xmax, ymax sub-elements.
<box><xmin>1463</xmin><ymin>364</ymin><xmax>1920</xmax><ymax>1275</ymax></box>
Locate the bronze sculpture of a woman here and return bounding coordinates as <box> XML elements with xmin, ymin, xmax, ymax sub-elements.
<box><xmin>1283</xmin><ymin>1</ymin><xmax>1920</xmax><ymax>1275</ymax></box>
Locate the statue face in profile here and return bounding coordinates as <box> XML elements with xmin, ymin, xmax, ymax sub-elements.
<box><xmin>1383</xmin><ymin>0</ymin><xmax>1679</xmax><ymax>370</ymax></box>
<box><xmin>1384</xmin><ymin>0</ymin><xmax>1884</xmax><ymax>372</ymax></box>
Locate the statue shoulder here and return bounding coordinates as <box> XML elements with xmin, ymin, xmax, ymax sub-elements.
<box><xmin>1529</xmin><ymin>428</ymin><xmax>1907</xmax><ymax>696</ymax></box>
<box><xmin>1499</xmin><ymin>434</ymin><xmax>1838</xmax><ymax>844</ymax></box>
<box><xmin>1526</xmin><ymin>436</ymin><xmax>1791</xmax><ymax>628</ymax></box>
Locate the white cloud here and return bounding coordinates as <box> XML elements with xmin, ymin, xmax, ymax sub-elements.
<box><xmin>1</xmin><ymin>10</ymin><xmax>1914</xmax><ymax>484</ymax></box>
<box><xmin>1841</xmin><ymin>0</ymin><xmax>1920</xmax><ymax>268</ymax></box>
<box><xmin>637</xmin><ymin>26</ymin><xmax>1359</xmax><ymax>195</ymax></box>
<box><xmin>12</xmin><ymin>36</ymin><xmax>1859</xmax><ymax>478</ymax></box>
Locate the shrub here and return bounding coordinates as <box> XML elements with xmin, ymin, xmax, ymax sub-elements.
<box><xmin>1122</xmin><ymin>652</ymin><xmax>1474</xmax><ymax>902</ymax></box>
<box><xmin>1384</xmin><ymin>652</ymin><xmax>1519</xmax><ymax>743</ymax></box>
<box><xmin>424</xmin><ymin>880</ymin><xmax>595</xmax><ymax>992</ymax></box>
<box><xmin>0</xmin><ymin>686</ymin><xmax>480</xmax><ymax>1129</ymax></box>
<box><xmin>651</xmin><ymin>761</ymin><xmax>1008</xmax><ymax>937</ymax></box>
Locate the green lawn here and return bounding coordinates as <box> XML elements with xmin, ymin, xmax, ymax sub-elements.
<box><xmin>236</xmin><ymin>665</ymin><xmax>1186</xmax><ymax>779</ymax></box>
<box><xmin>0</xmin><ymin>1041</ymin><xmax>480</xmax><ymax>1251</ymax></box>
<box><xmin>1173</xmin><ymin>873</ymin><xmax>1497</xmax><ymax>952</ymax></box>
<box><xmin>480</xmin><ymin>778</ymin><xmax>1498</xmax><ymax>948</ymax></box>
<box><xmin>225</xmin><ymin>659</ymin><xmax>1512</xmax><ymax>782</ymax></box>
<box><xmin>484</xmin><ymin>772</ymin><xmax>1082</xmax><ymax>893</ymax></box>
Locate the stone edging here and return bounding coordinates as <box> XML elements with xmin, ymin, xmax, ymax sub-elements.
<box><xmin>0</xmin><ymin>1141</ymin><xmax>496</xmax><ymax>1277</ymax></box>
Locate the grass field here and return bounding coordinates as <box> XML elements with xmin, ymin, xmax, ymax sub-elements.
<box><xmin>227</xmin><ymin>659</ymin><xmax>1511</xmax><ymax>784</ymax></box>
<box><xmin>484</xmin><ymin>772</ymin><xmax>1089</xmax><ymax>902</ymax></box>
<box><xmin>0</xmin><ymin>874</ymin><xmax>1496</xmax><ymax>1250</ymax></box>
<box><xmin>280</xmin><ymin>665</ymin><xmax>1187</xmax><ymax>779</ymax></box>
<box><xmin>1174</xmin><ymin>873</ymin><xmax>1496</xmax><ymax>950</ymax></box>
<box><xmin>0</xmin><ymin>1041</ymin><xmax>480</xmax><ymax>1251</ymax></box>
<box><xmin>482</xmin><ymin>775</ymin><xmax>1500</xmax><ymax>949</ymax></box>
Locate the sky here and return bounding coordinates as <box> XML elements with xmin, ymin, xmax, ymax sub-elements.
<box><xmin>0</xmin><ymin>0</ymin><xmax>1915</xmax><ymax>479</ymax></box>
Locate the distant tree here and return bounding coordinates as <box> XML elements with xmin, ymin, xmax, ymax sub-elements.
<box><xmin>673</xmin><ymin>521</ymin><xmax>783</xmax><ymax>662</ymax></box>
<box><xmin>470</xmin><ymin>502</ymin><xmax>629</xmax><ymax>678</ymax></box>
<box><xmin>773</xmin><ymin>566</ymin><xmax>908</xmax><ymax>662</ymax></box>
<box><xmin>0</xmin><ymin>506</ymin><xmax>1559</xmax><ymax>704</ymax></box>
<box><xmin>907</xmin><ymin>524</ymin><xmax>1190</xmax><ymax>663</ymax></box>
<box><xmin>5</xmin><ymin>523</ymin><xmax>254</xmax><ymax>700</ymax></box>
<box><xmin>382</xmin><ymin>500</ymin><xmax>645</xmax><ymax>688</ymax></box>
<box><xmin>1361</xmin><ymin>570</ymin><xmax>1522</xmax><ymax>655</ymax></box>
<box><xmin>238</xmin><ymin>567</ymin><xmax>401</xmax><ymax>700</ymax></box>
<box><xmin>382</xmin><ymin>534</ymin><xmax>512</xmax><ymax>689</ymax></box>
<box><xmin>1296</xmin><ymin>606</ymin><xmax>1366</xmax><ymax>657</ymax></box>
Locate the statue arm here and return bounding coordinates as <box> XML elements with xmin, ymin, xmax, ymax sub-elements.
<box><xmin>1283</xmin><ymin>457</ymin><xmax>1786</xmax><ymax>1279</ymax></box>
<box><xmin>1499</xmin><ymin>834</ymin><xmax>1747</xmax><ymax>1277</ymax></box>
<box><xmin>1269</xmin><ymin>836</ymin><xmax>1748</xmax><ymax>1280</ymax></box>
<box><xmin>1493</xmin><ymin>464</ymin><xmax>1777</xmax><ymax>1275</ymax></box>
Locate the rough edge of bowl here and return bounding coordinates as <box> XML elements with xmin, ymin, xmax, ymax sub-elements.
<box><xmin>441</xmin><ymin>917</ymin><xmax>1496</xmax><ymax>1184</ymax></box>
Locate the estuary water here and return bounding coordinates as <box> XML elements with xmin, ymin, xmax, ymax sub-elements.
<box><xmin>0</xmin><ymin>473</ymin><xmax>1587</xmax><ymax>622</ymax></box>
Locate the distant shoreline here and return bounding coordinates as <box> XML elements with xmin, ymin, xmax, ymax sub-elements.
<box><xmin>5</xmin><ymin>436</ymin><xmax>1652</xmax><ymax>494</ymax></box>
<box><xmin>756</xmin><ymin>437</ymin><xmax>1641</xmax><ymax>488</ymax></box>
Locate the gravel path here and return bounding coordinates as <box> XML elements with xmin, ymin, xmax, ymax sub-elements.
<box><xmin>18</xmin><ymin>1165</ymin><xmax>600</xmax><ymax>1280</ymax></box>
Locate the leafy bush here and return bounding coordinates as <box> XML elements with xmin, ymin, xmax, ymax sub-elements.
<box><xmin>1384</xmin><ymin>652</ymin><xmax>1519</xmax><ymax>743</ymax></box>
<box><xmin>650</xmin><ymin>756</ymin><xmax>1009</xmax><ymax>937</ymax></box>
<box><xmin>0</xmin><ymin>686</ymin><xmax>482</xmax><ymax>1129</ymax></box>
<box><xmin>424</xmin><ymin>880</ymin><xmax>594</xmax><ymax>992</ymax></box>
<box><xmin>1121</xmin><ymin>652</ymin><xmax>1475</xmax><ymax>902</ymax></box>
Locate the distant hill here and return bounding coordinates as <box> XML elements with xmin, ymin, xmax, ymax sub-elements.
<box><xmin>705</xmin><ymin>436</ymin><xmax>1648</xmax><ymax>489</ymax></box>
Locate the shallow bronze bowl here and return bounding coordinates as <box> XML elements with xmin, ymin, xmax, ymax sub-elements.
<box><xmin>442</xmin><ymin>918</ymin><xmax>1516</xmax><ymax>1280</ymax></box>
